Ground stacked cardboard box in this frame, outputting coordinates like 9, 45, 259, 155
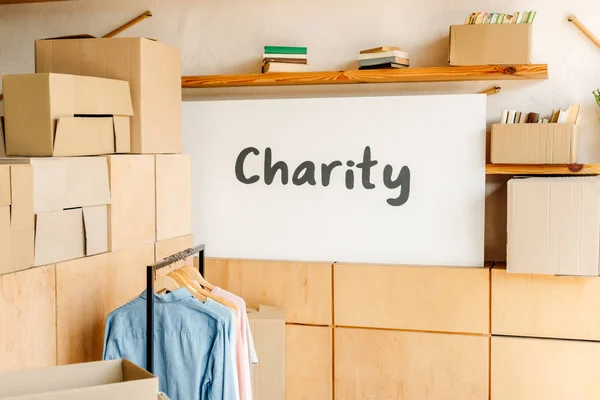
0, 36, 192, 291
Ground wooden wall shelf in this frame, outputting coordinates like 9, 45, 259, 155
182, 64, 548, 88
486, 164, 600, 175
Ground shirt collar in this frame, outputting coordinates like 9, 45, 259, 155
139, 287, 193, 302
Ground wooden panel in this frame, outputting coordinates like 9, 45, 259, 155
492, 265, 600, 340
56, 254, 108, 365
106, 155, 155, 252
106, 243, 155, 312
334, 263, 490, 333
155, 234, 194, 277
286, 325, 332, 400
335, 328, 489, 400
0, 265, 56, 372
491, 336, 600, 400
486, 163, 600, 175
155, 155, 192, 241
206, 259, 332, 325
181, 64, 548, 88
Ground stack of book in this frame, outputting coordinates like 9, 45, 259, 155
499, 104, 580, 124
358, 46, 410, 70
464, 10, 537, 24
262, 46, 308, 73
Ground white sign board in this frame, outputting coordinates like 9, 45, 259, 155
183, 95, 486, 267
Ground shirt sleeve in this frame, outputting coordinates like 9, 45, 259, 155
208, 325, 238, 400
102, 313, 115, 360
245, 316, 259, 364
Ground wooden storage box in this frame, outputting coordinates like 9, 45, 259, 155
449, 24, 532, 66
491, 123, 578, 164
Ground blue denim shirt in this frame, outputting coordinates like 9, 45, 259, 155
103, 288, 238, 400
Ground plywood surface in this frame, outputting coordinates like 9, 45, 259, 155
0, 265, 56, 372
286, 325, 332, 400
56, 254, 108, 365
491, 336, 600, 400
106, 243, 155, 312
486, 163, 600, 175
181, 64, 548, 88
106, 155, 155, 252
155, 234, 193, 277
335, 328, 489, 400
155, 155, 192, 241
205, 259, 332, 325
334, 263, 490, 333
492, 266, 600, 340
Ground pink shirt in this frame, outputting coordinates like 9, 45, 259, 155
213, 287, 256, 400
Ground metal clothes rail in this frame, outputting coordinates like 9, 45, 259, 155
145, 244, 205, 374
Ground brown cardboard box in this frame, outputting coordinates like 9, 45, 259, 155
247, 305, 285, 400
449, 24, 532, 66
491, 123, 578, 164
34, 206, 109, 266
0, 359, 158, 399
106, 155, 156, 251
0, 164, 34, 275
155, 155, 192, 241
36, 37, 182, 154
507, 177, 600, 275
0, 157, 111, 213
2, 73, 133, 157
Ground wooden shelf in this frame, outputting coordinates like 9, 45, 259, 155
182, 64, 548, 88
0, 0, 71, 4
486, 164, 600, 175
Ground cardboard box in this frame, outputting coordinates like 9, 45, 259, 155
36, 37, 182, 154
0, 157, 111, 213
0, 165, 34, 275
155, 155, 192, 241
106, 155, 156, 251
0, 359, 158, 399
247, 305, 285, 400
491, 123, 579, 164
34, 206, 109, 266
507, 177, 600, 275
2, 73, 133, 157
449, 24, 532, 66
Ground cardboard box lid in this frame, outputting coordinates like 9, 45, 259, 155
508, 176, 600, 276
247, 305, 286, 320
0, 359, 157, 399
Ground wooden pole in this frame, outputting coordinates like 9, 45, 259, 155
479, 86, 501, 96
103, 10, 152, 38
568, 15, 600, 50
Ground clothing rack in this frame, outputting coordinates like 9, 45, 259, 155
146, 244, 205, 374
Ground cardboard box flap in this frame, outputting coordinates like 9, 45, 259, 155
113, 116, 131, 153
34, 209, 85, 266
0, 359, 156, 399
53, 117, 115, 157
42, 34, 97, 40
83, 205, 108, 256
72, 75, 133, 116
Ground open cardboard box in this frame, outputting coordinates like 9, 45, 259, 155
35, 36, 181, 154
2, 73, 133, 157
449, 24, 532, 66
491, 123, 579, 164
0, 359, 158, 400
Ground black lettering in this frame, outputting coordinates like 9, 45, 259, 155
345, 161, 355, 189
235, 147, 260, 184
321, 161, 342, 186
292, 161, 317, 186
264, 147, 289, 185
356, 146, 378, 189
383, 165, 410, 206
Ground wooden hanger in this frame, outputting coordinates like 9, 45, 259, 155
154, 275, 180, 294
181, 265, 215, 291
177, 269, 238, 311
168, 271, 207, 302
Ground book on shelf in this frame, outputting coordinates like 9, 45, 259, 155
498, 105, 580, 124
358, 62, 409, 70
358, 56, 410, 67
264, 46, 307, 55
464, 10, 537, 24
360, 46, 402, 54
263, 57, 308, 64
262, 62, 309, 73
262, 53, 306, 60
358, 50, 411, 60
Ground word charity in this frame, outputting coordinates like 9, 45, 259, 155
235, 146, 410, 206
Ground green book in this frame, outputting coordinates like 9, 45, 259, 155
264, 46, 307, 55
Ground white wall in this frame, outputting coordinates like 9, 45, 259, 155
1, 0, 599, 160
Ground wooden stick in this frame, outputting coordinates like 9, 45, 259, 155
0, 94, 3, 101
568, 15, 600, 50
479, 86, 501, 96
103, 10, 152, 38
